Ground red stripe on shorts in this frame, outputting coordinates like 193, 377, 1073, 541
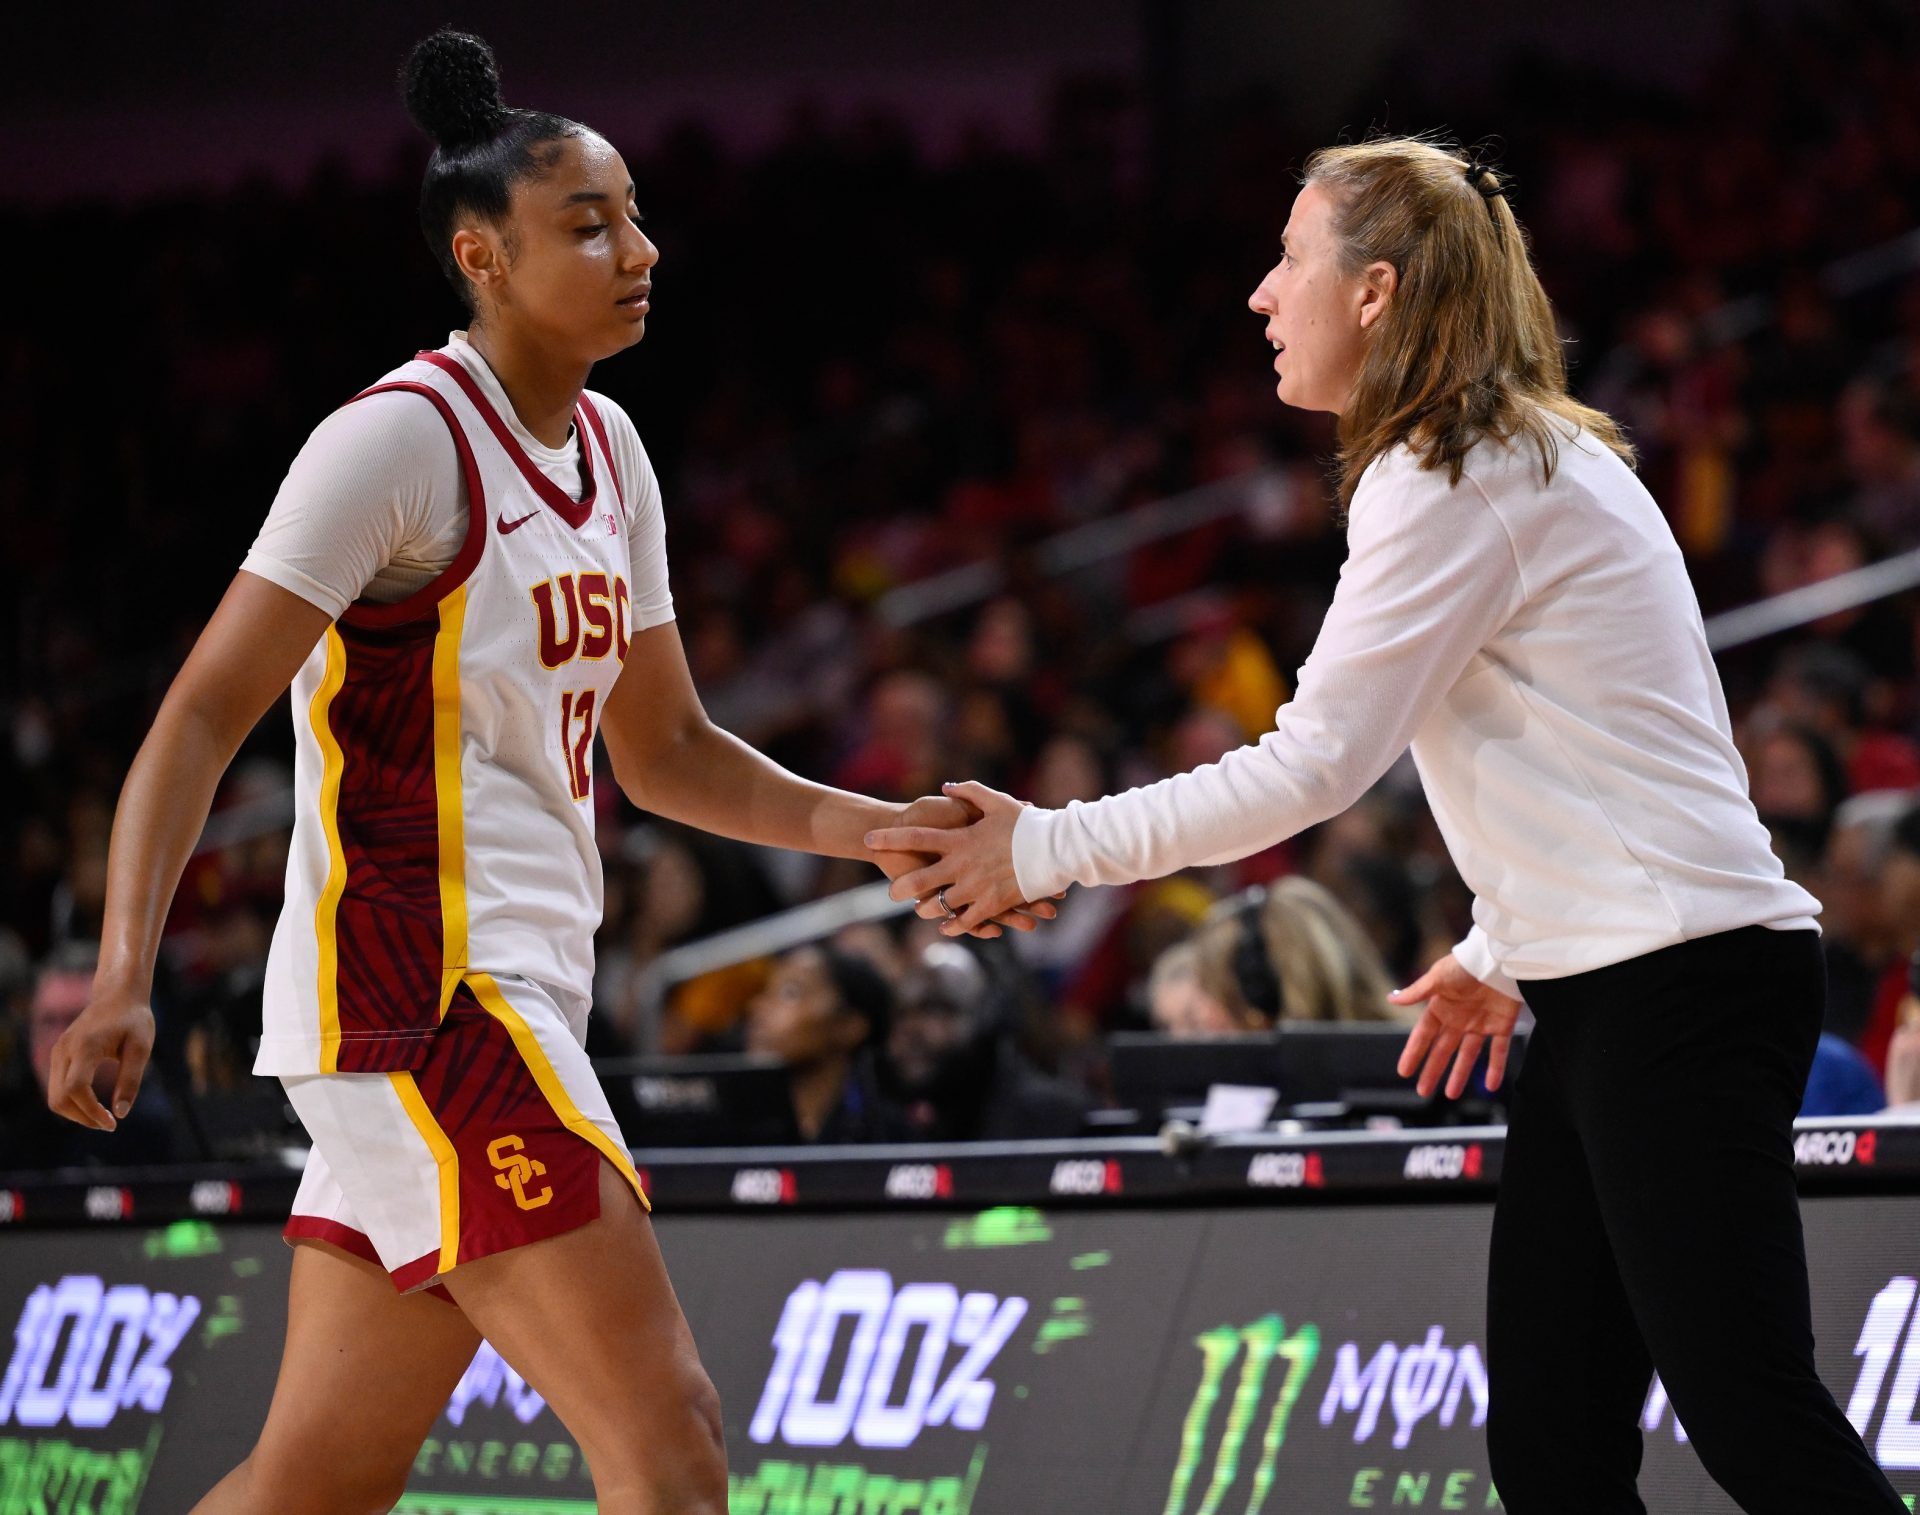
284, 1215, 455, 1303
411, 983, 603, 1269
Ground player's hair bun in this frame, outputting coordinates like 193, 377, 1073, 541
402, 29, 511, 152
402, 29, 589, 310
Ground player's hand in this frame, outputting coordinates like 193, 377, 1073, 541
46, 988, 156, 1132
867, 795, 974, 911
869, 781, 1056, 939
870, 791, 1057, 939
1390, 954, 1522, 1100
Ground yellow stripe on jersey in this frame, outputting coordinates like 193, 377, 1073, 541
389, 1070, 462, 1276
466, 972, 651, 1213
309, 628, 350, 1074
433, 586, 470, 1021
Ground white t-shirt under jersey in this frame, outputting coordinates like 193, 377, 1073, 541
242, 330, 674, 627
1011, 415, 1820, 999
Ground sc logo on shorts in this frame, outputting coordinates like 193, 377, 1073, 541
488, 1135, 553, 1211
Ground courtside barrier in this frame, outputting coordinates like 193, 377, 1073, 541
3, 1121, 1917, 1514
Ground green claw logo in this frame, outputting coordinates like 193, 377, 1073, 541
1164, 1315, 1321, 1515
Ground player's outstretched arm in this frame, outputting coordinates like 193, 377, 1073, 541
47, 571, 333, 1130
599, 621, 1054, 936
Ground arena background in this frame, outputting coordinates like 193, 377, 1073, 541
5, 3, 1920, 1512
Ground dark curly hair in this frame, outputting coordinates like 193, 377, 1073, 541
399, 28, 591, 312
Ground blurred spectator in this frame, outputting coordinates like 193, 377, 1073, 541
1053, 874, 1220, 1042
1147, 939, 1234, 1035
1799, 1034, 1887, 1117
1820, 789, 1915, 1043
1757, 642, 1920, 795
177, 901, 273, 1093
1870, 947, 1920, 1114
885, 941, 1091, 1140
1760, 519, 1914, 684
1029, 733, 1109, 812
744, 944, 910, 1142
1865, 805, 1920, 1078
1159, 877, 1411, 1033
1840, 378, 1920, 548
2, 943, 176, 1171
593, 827, 784, 1055
834, 672, 950, 801
1168, 609, 1290, 742
1761, 643, 1872, 750
1747, 720, 1849, 874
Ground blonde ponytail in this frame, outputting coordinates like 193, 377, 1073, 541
1304, 135, 1635, 514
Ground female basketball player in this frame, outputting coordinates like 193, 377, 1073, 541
871, 139, 1905, 1512
42, 29, 1046, 1515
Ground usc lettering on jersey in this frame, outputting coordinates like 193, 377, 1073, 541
256, 347, 635, 1075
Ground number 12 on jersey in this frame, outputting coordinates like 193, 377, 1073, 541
559, 689, 597, 801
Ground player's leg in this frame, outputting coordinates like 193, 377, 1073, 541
189, 1238, 482, 1515
443, 1158, 728, 1514
1561, 928, 1904, 1514
1485, 1014, 1655, 1514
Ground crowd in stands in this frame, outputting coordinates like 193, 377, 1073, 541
7, 2, 1920, 1164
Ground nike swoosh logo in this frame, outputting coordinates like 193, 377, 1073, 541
497, 511, 540, 535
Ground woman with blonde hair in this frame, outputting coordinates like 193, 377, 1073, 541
1155, 875, 1410, 1032
874, 136, 1901, 1511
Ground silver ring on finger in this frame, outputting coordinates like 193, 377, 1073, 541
936, 887, 955, 920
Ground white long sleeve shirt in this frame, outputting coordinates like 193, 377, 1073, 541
1012, 416, 1820, 998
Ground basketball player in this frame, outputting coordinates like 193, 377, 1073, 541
42, 29, 1046, 1515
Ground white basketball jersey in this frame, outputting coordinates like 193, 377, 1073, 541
255, 346, 636, 1076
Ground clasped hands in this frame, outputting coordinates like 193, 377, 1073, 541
866, 780, 1055, 939
870, 783, 1519, 1107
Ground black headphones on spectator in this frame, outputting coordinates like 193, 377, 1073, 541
1230, 887, 1285, 1024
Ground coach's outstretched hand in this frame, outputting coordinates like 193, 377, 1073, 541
869, 789, 1057, 939
1390, 954, 1523, 1101
46, 989, 154, 1132
867, 781, 1053, 938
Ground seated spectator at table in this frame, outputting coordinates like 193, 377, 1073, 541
1147, 939, 1236, 1035
1818, 789, 1914, 1044
1156, 877, 1411, 1033
1799, 1033, 1887, 1117
744, 944, 911, 1143
2, 943, 176, 1172
886, 942, 1091, 1141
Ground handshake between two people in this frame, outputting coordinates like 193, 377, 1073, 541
863, 780, 1522, 1106
864, 780, 1061, 941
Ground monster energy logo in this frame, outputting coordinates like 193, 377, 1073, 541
1164, 1315, 1321, 1515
